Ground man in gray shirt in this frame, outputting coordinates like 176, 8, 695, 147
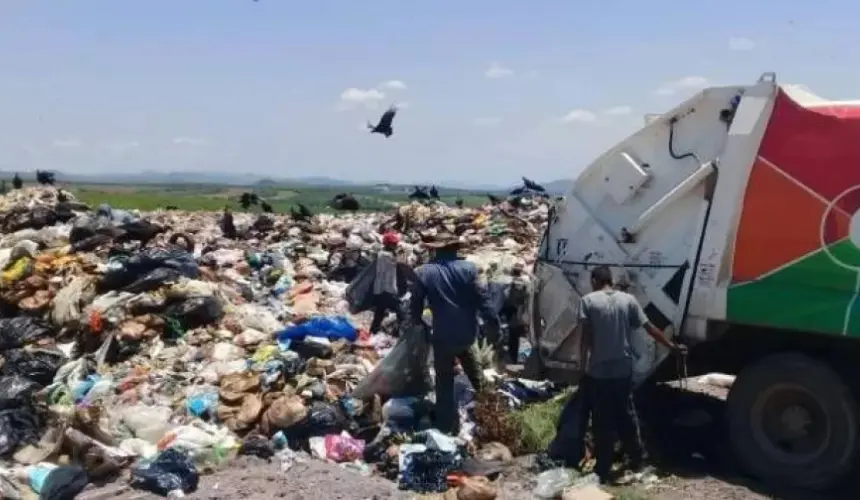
580, 265, 685, 483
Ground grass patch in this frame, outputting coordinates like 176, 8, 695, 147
508, 390, 571, 453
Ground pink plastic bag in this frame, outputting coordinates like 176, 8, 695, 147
324, 433, 365, 463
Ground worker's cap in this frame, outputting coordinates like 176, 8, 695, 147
382, 231, 401, 246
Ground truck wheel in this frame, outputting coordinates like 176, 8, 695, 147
726, 352, 859, 489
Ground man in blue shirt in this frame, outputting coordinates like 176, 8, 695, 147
410, 232, 501, 434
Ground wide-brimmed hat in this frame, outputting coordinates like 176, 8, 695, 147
422, 230, 463, 249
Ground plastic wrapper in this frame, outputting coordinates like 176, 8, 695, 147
351, 324, 431, 400
131, 448, 199, 496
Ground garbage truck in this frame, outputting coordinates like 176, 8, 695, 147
530, 73, 860, 490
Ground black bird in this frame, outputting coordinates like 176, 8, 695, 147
408, 185, 430, 200
221, 206, 237, 239
36, 170, 56, 185
487, 193, 503, 205
429, 185, 440, 200
297, 203, 313, 218
165, 205, 178, 211
522, 176, 546, 193
239, 192, 260, 210
454, 198, 464, 209
12, 173, 22, 190
509, 185, 528, 196
331, 193, 360, 211
260, 201, 273, 213
368, 105, 397, 138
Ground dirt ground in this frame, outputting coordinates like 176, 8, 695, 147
78, 380, 854, 500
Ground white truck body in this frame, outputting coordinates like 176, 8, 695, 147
532, 73, 860, 489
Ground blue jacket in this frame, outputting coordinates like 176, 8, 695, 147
410, 254, 500, 348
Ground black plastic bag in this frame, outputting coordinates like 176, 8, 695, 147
0, 317, 54, 351
0, 407, 41, 456
399, 449, 463, 493
164, 296, 223, 329
99, 247, 198, 292
1, 349, 64, 386
131, 448, 199, 496
345, 257, 377, 314
305, 401, 346, 437
0, 376, 39, 409
239, 435, 274, 460
123, 267, 183, 294
351, 323, 431, 400
39, 465, 88, 500
289, 338, 333, 360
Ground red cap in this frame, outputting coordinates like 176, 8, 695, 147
382, 231, 401, 246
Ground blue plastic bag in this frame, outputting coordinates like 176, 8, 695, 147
276, 316, 357, 343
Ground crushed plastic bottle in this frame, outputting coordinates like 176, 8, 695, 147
533, 467, 576, 499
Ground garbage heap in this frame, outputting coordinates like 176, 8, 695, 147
0, 187, 555, 500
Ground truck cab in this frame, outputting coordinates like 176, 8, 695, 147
530, 73, 860, 490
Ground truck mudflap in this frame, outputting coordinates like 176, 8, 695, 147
528, 261, 664, 386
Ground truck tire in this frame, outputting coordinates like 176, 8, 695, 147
726, 352, 859, 490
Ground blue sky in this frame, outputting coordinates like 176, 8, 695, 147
1, 1, 858, 186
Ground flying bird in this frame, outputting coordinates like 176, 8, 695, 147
368, 105, 397, 138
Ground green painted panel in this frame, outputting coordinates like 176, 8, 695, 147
728, 241, 860, 336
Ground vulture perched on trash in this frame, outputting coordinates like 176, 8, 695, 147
290, 203, 314, 221
368, 105, 397, 138
408, 186, 430, 200
331, 193, 360, 211
36, 170, 56, 185
239, 192, 260, 210
221, 206, 238, 239
429, 185, 440, 200
12, 173, 22, 190
260, 201, 273, 213
455, 198, 464, 209
487, 193, 503, 205
522, 176, 546, 193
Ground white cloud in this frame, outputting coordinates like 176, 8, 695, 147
52, 139, 82, 148
654, 76, 709, 96
379, 80, 407, 90
729, 36, 755, 51
172, 137, 208, 146
484, 62, 514, 79
339, 87, 386, 110
473, 117, 502, 127
560, 109, 597, 124
603, 106, 633, 116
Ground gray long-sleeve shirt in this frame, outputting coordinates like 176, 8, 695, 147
409, 255, 500, 348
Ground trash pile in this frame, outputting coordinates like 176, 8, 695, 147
0, 187, 556, 499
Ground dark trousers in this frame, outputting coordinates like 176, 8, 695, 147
587, 376, 645, 478
369, 293, 403, 333
433, 343, 483, 435
548, 376, 593, 466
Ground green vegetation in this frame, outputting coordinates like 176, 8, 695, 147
509, 390, 571, 453
66, 183, 489, 213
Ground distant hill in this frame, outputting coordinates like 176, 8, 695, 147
0, 169, 572, 194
